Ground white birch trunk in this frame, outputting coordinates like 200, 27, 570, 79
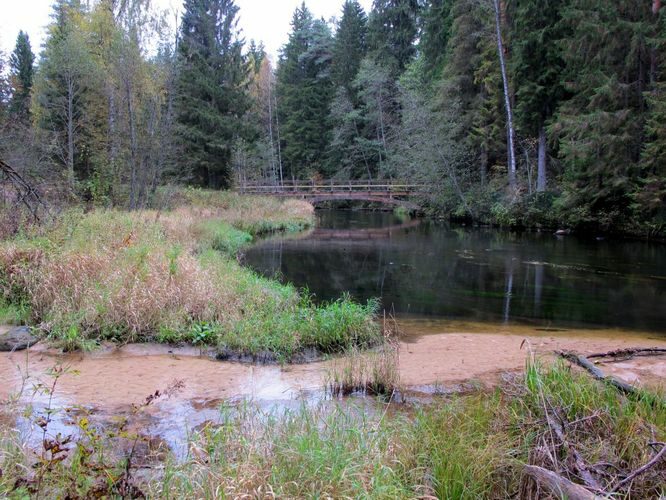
537, 125, 547, 192
492, 0, 517, 190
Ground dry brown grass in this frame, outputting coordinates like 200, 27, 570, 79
0, 192, 379, 355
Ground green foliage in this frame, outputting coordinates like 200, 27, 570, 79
175, 0, 251, 189
32, 0, 98, 186
8, 30, 35, 118
510, 0, 566, 135
221, 295, 381, 361
332, 1, 368, 93
635, 10, 666, 236
198, 220, 253, 255
367, 0, 420, 76
277, 3, 335, 179
0, 194, 375, 359
420, 0, 454, 79
552, 0, 656, 231
138, 361, 666, 497
0, 298, 30, 325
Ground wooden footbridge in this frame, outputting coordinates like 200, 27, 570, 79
237, 180, 423, 210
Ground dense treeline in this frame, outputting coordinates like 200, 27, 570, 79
0, 0, 664, 236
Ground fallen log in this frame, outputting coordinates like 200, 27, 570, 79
523, 465, 601, 500
558, 352, 638, 396
558, 351, 666, 409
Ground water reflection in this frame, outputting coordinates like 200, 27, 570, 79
244, 210, 666, 333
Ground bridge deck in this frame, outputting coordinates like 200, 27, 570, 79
239, 180, 422, 194
237, 181, 423, 210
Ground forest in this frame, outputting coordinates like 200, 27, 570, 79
0, 0, 665, 237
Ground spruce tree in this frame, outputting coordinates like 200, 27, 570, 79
420, 0, 453, 79
554, 0, 654, 229
33, 0, 96, 186
175, 0, 250, 189
331, 1, 368, 93
368, 0, 419, 75
8, 31, 35, 118
510, 0, 566, 192
636, 5, 666, 231
437, 0, 505, 185
276, 4, 334, 179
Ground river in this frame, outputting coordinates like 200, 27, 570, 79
2, 210, 665, 458
245, 210, 666, 334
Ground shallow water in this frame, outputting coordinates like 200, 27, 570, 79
2, 210, 665, 457
245, 210, 666, 333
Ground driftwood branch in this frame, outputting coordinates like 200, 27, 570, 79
587, 347, 666, 361
0, 158, 49, 221
558, 352, 639, 396
543, 404, 602, 491
558, 351, 666, 410
610, 443, 666, 493
523, 465, 601, 500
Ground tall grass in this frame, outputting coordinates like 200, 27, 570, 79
326, 341, 400, 397
0, 191, 382, 356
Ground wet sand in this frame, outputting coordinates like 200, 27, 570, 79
2, 321, 664, 408
1, 321, 664, 455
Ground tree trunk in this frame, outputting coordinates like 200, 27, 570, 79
492, 0, 517, 190
537, 124, 547, 192
66, 79, 75, 189
523, 466, 599, 500
267, 71, 276, 184
274, 86, 284, 186
126, 80, 138, 210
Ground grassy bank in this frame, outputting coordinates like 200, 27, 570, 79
0, 190, 381, 357
1, 359, 663, 498
149, 361, 665, 498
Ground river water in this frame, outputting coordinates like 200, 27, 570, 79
2, 209, 666, 460
245, 210, 666, 334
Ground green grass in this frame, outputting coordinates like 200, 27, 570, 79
0, 298, 30, 325
0, 191, 382, 357
1, 359, 664, 498
143, 360, 665, 498
197, 220, 254, 255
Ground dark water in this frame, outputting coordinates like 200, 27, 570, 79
244, 210, 666, 333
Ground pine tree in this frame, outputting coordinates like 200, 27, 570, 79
8, 31, 35, 118
276, 3, 334, 179
331, 1, 368, 93
175, 0, 250, 189
368, 0, 419, 75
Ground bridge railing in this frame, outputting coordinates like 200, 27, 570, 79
238, 179, 423, 194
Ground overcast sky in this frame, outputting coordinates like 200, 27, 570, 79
0, 0, 374, 62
